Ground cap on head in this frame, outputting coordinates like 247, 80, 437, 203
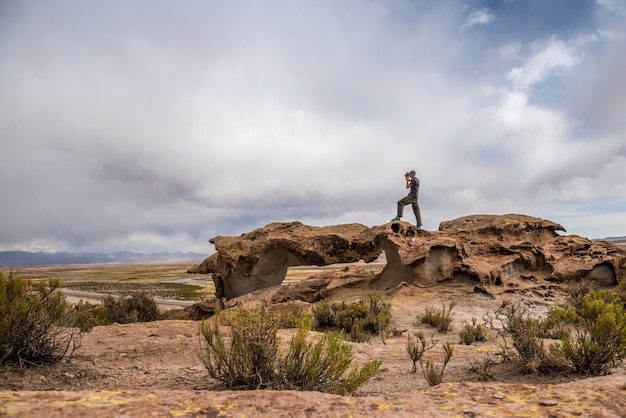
409, 170, 416, 176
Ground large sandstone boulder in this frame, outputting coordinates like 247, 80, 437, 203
189, 221, 381, 300
365, 214, 626, 292
190, 214, 626, 301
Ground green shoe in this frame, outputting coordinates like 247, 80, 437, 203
391, 217, 401, 221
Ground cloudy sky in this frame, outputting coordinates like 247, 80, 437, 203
1, 0, 625, 254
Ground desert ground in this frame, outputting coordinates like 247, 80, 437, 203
1, 260, 626, 417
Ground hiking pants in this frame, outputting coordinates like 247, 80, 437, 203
397, 195, 422, 226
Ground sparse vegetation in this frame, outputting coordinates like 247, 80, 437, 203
0, 271, 82, 367
197, 303, 382, 394
560, 291, 626, 376
417, 301, 456, 333
102, 292, 159, 324
421, 342, 454, 386
71, 293, 160, 327
458, 317, 488, 345
467, 355, 496, 381
566, 279, 598, 309
312, 295, 392, 342
487, 292, 626, 376
406, 331, 436, 373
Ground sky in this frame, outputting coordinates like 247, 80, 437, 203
1, 0, 625, 254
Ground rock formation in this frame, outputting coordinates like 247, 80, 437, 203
189, 222, 381, 300
190, 214, 626, 301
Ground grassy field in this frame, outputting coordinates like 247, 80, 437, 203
3, 262, 215, 301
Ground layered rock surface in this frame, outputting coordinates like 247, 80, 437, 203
190, 214, 626, 301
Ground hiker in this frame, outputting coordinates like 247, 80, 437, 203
392, 170, 422, 228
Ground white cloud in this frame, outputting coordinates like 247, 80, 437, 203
507, 37, 579, 91
463, 8, 495, 29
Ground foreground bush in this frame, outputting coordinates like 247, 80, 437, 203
560, 291, 626, 375
0, 271, 81, 366
197, 303, 382, 394
489, 292, 626, 376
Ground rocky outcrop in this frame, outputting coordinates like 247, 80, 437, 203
189, 222, 381, 300
190, 214, 626, 300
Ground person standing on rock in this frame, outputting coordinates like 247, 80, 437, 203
392, 170, 422, 228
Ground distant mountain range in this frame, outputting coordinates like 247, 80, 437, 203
600, 236, 626, 242
0, 251, 209, 266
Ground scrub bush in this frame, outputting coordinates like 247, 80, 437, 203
406, 331, 435, 373
417, 301, 456, 333
0, 271, 81, 366
560, 291, 626, 376
421, 342, 454, 386
197, 304, 382, 394
312, 295, 392, 342
488, 293, 626, 376
102, 292, 159, 324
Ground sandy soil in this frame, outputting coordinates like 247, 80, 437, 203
2, 271, 626, 416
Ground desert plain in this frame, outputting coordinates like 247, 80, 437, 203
2, 250, 626, 417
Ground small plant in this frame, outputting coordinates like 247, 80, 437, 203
566, 279, 598, 309
406, 331, 435, 373
417, 301, 456, 333
420, 342, 454, 386
458, 317, 487, 345
0, 271, 82, 366
275, 304, 306, 329
102, 292, 159, 324
614, 281, 626, 305
72, 300, 109, 331
312, 295, 392, 342
312, 299, 335, 328
280, 315, 382, 395
197, 304, 382, 394
467, 355, 496, 381
560, 291, 626, 376
485, 300, 566, 373
198, 303, 279, 389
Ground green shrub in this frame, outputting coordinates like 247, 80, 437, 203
488, 295, 626, 376
458, 317, 487, 345
275, 304, 306, 329
417, 301, 456, 333
614, 281, 626, 304
197, 305, 381, 394
72, 300, 109, 331
312, 296, 392, 342
198, 303, 279, 389
311, 299, 335, 328
280, 315, 382, 395
102, 292, 159, 324
567, 279, 598, 309
0, 271, 82, 366
560, 291, 626, 376
406, 331, 435, 373
487, 300, 569, 373
420, 342, 454, 386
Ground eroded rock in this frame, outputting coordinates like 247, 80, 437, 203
190, 221, 381, 300
190, 214, 626, 300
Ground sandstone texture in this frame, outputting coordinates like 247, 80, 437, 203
189, 222, 381, 300
191, 214, 626, 301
